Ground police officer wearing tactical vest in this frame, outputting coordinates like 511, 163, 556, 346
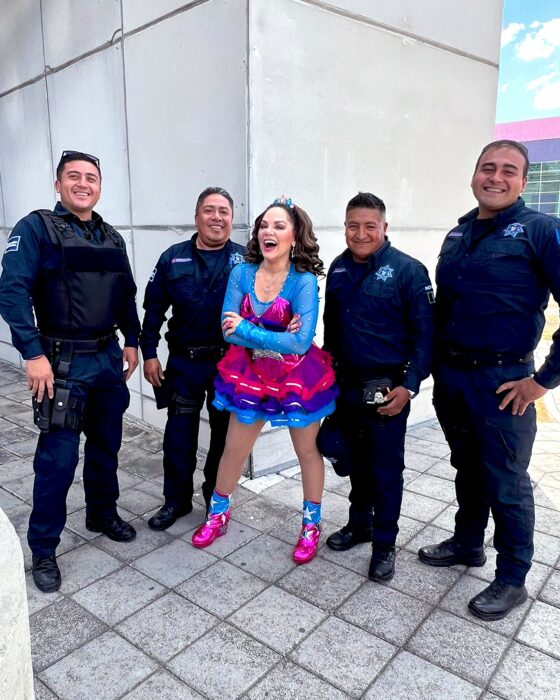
0, 150, 140, 592
418, 140, 560, 620
140, 187, 246, 531
323, 192, 434, 582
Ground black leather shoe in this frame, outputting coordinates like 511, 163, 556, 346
468, 579, 528, 621
32, 555, 61, 593
418, 537, 486, 567
148, 504, 192, 531
369, 546, 396, 582
85, 515, 136, 542
326, 524, 373, 551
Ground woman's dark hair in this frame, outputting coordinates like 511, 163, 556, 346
246, 202, 324, 276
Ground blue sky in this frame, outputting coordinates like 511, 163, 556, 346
496, 0, 560, 123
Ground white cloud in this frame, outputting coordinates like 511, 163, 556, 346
533, 80, 560, 110
500, 83, 509, 93
501, 22, 525, 48
516, 17, 560, 61
524, 71, 559, 92
530, 21, 541, 29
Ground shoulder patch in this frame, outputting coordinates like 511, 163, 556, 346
229, 251, 245, 267
448, 231, 463, 238
4, 236, 20, 253
171, 257, 192, 264
503, 222, 524, 238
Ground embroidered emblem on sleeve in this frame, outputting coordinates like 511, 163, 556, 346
229, 251, 245, 267
4, 236, 20, 253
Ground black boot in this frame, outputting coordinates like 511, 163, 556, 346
85, 514, 136, 542
418, 537, 486, 567
148, 504, 192, 531
368, 546, 396, 582
468, 579, 527, 620
326, 524, 373, 551
32, 555, 61, 593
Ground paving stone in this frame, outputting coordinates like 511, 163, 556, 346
4, 436, 38, 457
0, 486, 24, 510
33, 678, 59, 699
130, 477, 164, 498
338, 582, 431, 645
117, 486, 163, 515
183, 517, 262, 558
399, 491, 447, 523
387, 550, 460, 604
64, 508, 102, 540
405, 440, 450, 460
229, 586, 326, 654
121, 422, 146, 443
30, 597, 107, 672
278, 556, 363, 611
0, 425, 36, 447
117, 591, 217, 661
2, 472, 34, 503
395, 515, 428, 547
426, 459, 457, 481
72, 565, 165, 625
243, 472, 286, 494
535, 504, 560, 537
260, 477, 304, 509
408, 423, 449, 444
539, 569, 560, 606
431, 504, 458, 532
533, 529, 560, 566
39, 631, 157, 700
321, 490, 356, 527
231, 495, 297, 532
533, 483, 560, 509
404, 524, 461, 560
490, 641, 560, 699
403, 468, 422, 486
176, 559, 267, 617
168, 623, 279, 699
130, 429, 164, 453
119, 443, 165, 480
57, 543, 121, 594
133, 538, 215, 587
92, 516, 173, 562
290, 616, 396, 696
64, 481, 88, 514
0, 455, 34, 480
245, 659, 348, 699
122, 671, 205, 699
226, 533, 297, 582
365, 650, 480, 699
319, 537, 371, 577
267, 512, 310, 545
439, 574, 531, 636
405, 473, 457, 503
407, 610, 509, 686
516, 600, 560, 658
25, 571, 63, 616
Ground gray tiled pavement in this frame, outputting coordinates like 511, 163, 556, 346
1, 359, 559, 699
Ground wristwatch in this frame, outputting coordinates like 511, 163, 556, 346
407, 389, 416, 400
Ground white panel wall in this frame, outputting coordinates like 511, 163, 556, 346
42, 0, 121, 66
249, 0, 497, 231
0, 0, 44, 94
0, 82, 54, 225
316, 1, 502, 63
122, 0, 201, 33
125, 0, 248, 226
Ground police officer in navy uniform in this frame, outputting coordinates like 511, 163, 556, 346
140, 187, 246, 531
0, 151, 140, 592
323, 192, 434, 581
418, 140, 560, 620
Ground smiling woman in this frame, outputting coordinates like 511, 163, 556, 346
191, 197, 338, 566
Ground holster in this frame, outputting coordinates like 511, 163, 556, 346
32, 394, 53, 433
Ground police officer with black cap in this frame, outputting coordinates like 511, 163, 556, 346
418, 140, 560, 620
0, 150, 141, 592
323, 192, 434, 581
140, 187, 246, 531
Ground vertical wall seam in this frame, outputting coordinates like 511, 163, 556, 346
38, 0, 55, 188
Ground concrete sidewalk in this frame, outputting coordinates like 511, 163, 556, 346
0, 359, 559, 699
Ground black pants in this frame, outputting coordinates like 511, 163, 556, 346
162, 355, 230, 510
29, 341, 129, 557
433, 361, 536, 586
339, 386, 410, 548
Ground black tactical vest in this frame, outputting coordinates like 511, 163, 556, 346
33, 210, 130, 338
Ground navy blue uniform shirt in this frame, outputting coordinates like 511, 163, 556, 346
323, 239, 434, 394
0, 202, 140, 359
436, 197, 560, 389
140, 234, 246, 360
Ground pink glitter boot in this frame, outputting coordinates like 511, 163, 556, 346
293, 523, 321, 564
191, 509, 231, 548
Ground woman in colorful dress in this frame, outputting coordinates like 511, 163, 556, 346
191, 197, 337, 563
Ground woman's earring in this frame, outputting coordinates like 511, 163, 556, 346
290, 243, 295, 259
